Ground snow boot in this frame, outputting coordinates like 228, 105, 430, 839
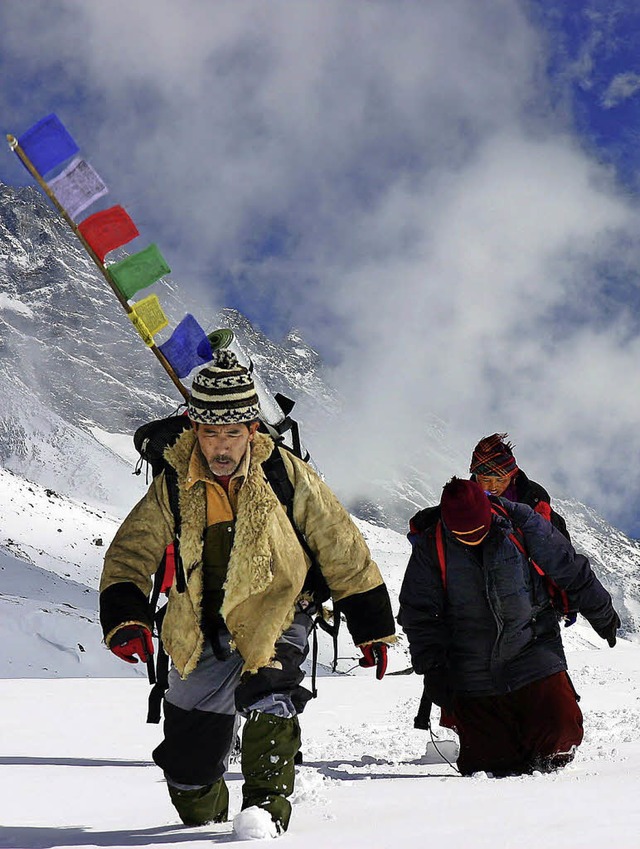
168, 777, 229, 825
240, 709, 301, 834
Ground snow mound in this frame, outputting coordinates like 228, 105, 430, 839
233, 805, 279, 840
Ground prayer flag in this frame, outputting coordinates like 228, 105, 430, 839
128, 293, 169, 346
78, 205, 139, 263
18, 113, 79, 176
48, 157, 108, 219
158, 314, 213, 378
108, 244, 171, 300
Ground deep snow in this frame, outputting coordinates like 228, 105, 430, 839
1, 462, 640, 847
1, 639, 639, 849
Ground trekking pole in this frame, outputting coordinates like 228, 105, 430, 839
6, 133, 190, 402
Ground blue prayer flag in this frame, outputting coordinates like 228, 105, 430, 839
18, 114, 80, 176
158, 314, 213, 378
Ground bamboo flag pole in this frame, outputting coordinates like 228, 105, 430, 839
6, 133, 190, 402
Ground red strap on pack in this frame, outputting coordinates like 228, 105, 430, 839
435, 520, 447, 589
436, 506, 570, 615
508, 531, 569, 614
160, 543, 176, 594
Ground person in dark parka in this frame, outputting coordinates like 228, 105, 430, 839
399, 477, 620, 777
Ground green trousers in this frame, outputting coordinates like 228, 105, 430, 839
240, 709, 301, 833
168, 711, 301, 831
168, 777, 229, 826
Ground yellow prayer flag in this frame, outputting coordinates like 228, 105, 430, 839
128, 294, 168, 347
133, 294, 168, 336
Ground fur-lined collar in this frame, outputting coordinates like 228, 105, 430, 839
163, 427, 274, 483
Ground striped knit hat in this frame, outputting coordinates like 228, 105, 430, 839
469, 433, 518, 477
188, 350, 261, 424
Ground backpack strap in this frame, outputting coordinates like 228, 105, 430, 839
147, 605, 170, 723
431, 500, 570, 618
491, 500, 570, 616
261, 444, 330, 604
435, 520, 447, 590
164, 466, 186, 593
146, 467, 184, 724
261, 444, 337, 691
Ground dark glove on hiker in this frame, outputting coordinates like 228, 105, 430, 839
110, 624, 154, 664
358, 643, 388, 680
598, 611, 621, 647
414, 683, 433, 730
424, 667, 453, 712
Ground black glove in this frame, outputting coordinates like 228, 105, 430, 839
423, 667, 454, 712
598, 611, 621, 648
413, 683, 433, 730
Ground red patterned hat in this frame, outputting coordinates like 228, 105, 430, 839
470, 433, 518, 477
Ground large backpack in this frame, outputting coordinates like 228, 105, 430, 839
133, 413, 338, 722
409, 500, 573, 619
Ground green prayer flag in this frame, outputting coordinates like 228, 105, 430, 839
108, 243, 170, 299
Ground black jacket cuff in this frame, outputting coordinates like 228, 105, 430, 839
337, 583, 396, 645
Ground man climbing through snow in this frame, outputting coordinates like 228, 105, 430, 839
99, 349, 395, 839
400, 476, 620, 777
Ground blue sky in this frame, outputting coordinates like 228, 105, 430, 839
2, 1, 640, 535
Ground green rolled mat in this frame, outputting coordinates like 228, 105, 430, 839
207, 328, 235, 351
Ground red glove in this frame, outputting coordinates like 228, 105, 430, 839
109, 625, 154, 664
358, 643, 388, 680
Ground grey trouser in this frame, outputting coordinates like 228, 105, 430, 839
152, 603, 316, 789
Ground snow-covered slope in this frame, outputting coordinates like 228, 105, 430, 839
1, 639, 639, 849
0, 465, 415, 678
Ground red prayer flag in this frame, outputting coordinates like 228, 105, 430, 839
78, 205, 140, 263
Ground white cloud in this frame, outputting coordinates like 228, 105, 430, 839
602, 72, 640, 108
3, 1, 640, 532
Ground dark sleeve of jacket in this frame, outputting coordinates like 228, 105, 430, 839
99, 472, 175, 642
507, 501, 615, 635
99, 581, 153, 639
336, 584, 396, 646
397, 534, 448, 674
515, 471, 571, 542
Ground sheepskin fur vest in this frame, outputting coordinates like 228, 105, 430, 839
162, 429, 310, 676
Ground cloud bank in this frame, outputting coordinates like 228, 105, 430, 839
2, 1, 640, 532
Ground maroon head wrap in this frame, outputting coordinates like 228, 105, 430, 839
441, 477, 492, 544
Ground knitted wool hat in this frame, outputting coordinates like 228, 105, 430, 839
441, 477, 492, 544
188, 349, 261, 424
470, 432, 518, 477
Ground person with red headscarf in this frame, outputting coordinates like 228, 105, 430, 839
400, 477, 620, 777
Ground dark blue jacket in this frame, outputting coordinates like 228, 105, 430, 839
399, 499, 614, 696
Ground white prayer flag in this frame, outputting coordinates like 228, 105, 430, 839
48, 157, 108, 219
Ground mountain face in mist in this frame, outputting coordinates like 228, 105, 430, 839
1, 178, 639, 640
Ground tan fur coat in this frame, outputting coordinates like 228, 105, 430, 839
100, 430, 387, 677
